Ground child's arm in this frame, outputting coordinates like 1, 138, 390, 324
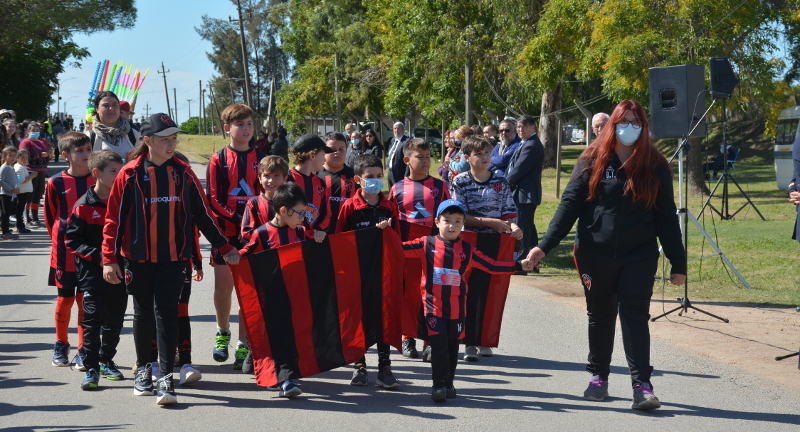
402, 237, 426, 260
205, 154, 239, 225
469, 246, 523, 275
102, 172, 132, 284
65, 205, 102, 265
188, 171, 238, 264
43, 178, 57, 237
240, 198, 258, 241
334, 200, 352, 233
312, 188, 332, 233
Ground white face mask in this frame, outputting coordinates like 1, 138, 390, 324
615, 124, 641, 146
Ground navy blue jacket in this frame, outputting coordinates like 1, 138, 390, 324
490, 136, 521, 175
505, 133, 544, 205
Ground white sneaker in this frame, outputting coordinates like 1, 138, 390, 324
179, 364, 202, 385
150, 362, 161, 382
463, 346, 479, 362
479, 346, 493, 357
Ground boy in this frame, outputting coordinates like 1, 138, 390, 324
335, 154, 400, 388
389, 138, 450, 359
0, 147, 20, 240
450, 136, 523, 361
65, 150, 127, 390
45, 132, 95, 367
239, 182, 325, 398
402, 200, 533, 402
318, 132, 359, 234
207, 104, 266, 369
240, 156, 288, 242
287, 134, 334, 238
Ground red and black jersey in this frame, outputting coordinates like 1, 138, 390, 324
240, 194, 275, 241
389, 176, 450, 227
287, 168, 331, 232
65, 187, 118, 290
206, 145, 266, 236
103, 155, 233, 265
335, 191, 400, 236
45, 170, 96, 273
318, 166, 359, 234
402, 236, 520, 321
239, 222, 309, 256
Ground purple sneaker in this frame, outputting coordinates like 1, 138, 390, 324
632, 382, 661, 410
583, 375, 609, 401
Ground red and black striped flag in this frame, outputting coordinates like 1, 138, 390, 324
230, 227, 404, 387
398, 220, 516, 348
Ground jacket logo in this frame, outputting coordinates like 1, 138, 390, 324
494, 182, 503, 193
604, 166, 615, 179
160, 115, 175, 127
92, 210, 102, 219
253, 161, 259, 172
459, 252, 467, 261
150, 196, 181, 204
344, 180, 353, 193
171, 170, 181, 186
428, 187, 439, 197
581, 273, 592, 290
317, 186, 325, 196
303, 203, 319, 225
55, 269, 63, 280
427, 317, 437, 329
433, 267, 461, 286
230, 179, 254, 196
124, 269, 133, 285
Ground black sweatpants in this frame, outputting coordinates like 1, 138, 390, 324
574, 245, 658, 387
125, 259, 186, 375
81, 286, 128, 371
0, 194, 12, 234
13, 192, 29, 228
28, 173, 46, 221
427, 316, 462, 388
355, 342, 391, 369
150, 261, 194, 366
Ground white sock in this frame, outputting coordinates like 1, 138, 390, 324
217, 327, 230, 335
237, 339, 249, 349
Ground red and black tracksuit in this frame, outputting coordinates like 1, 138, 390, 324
103, 155, 234, 374
389, 176, 450, 227
206, 146, 265, 264
402, 235, 521, 389
240, 194, 275, 242
318, 166, 359, 234
45, 170, 96, 348
335, 190, 399, 369
287, 168, 331, 233
240, 222, 308, 256
66, 186, 126, 372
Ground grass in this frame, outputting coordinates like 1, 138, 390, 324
178, 129, 800, 306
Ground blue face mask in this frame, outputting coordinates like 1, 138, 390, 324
362, 178, 383, 195
29, 132, 40, 140
352, 139, 360, 146
615, 124, 641, 146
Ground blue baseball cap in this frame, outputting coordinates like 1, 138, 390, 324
436, 199, 466, 218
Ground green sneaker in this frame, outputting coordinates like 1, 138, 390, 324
233, 344, 249, 370
213, 331, 231, 362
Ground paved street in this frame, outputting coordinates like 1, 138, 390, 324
2, 161, 800, 431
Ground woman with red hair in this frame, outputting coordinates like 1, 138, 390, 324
527, 100, 686, 410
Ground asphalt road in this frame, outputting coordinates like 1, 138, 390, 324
1, 160, 799, 431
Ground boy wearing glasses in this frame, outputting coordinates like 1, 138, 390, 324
489, 119, 521, 176
319, 132, 359, 234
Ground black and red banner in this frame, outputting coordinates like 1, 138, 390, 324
398, 220, 516, 348
231, 227, 404, 387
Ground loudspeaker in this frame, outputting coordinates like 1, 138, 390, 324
709, 57, 740, 95
649, 65, 706, 139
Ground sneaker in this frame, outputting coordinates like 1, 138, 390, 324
2, 233, 18, 240
156, 374, 178, 405
431, 386, 446, 402
266, 384, 280, 391
9, 216, 16, 224
16, 227, 31, 234
52, 341, 70, 367
213, 331, 231, 362
73, 351, 87, 371
179, 364, 202, 385
583, 375, 609, 401
81, 368, 100, 390
350, 367, 368, 386
279, 380, 302, 397
631, 382, 661, 410
233, 344, 249, 370
463, 346, 479, 362
133, 363, 155, 396
422, 345, 432, 363
446, 385, 456, 399
242, 351, 254, 375
376, 366, 400, 389
402, 338, 419, 358
27, 221, 40, 229
150, 362, 161, 382
99, 360, 124, 380
479, 346, 493, 357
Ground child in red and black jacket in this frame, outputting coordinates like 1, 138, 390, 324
402, 199, 533, 403
66, 150, 126, 390
318, 132, 359, 234
45, 132, 95, 368
240, 156, 288, 242
102, 113, 239, 406
286, 133, 333, 241
206, 104, 266, 369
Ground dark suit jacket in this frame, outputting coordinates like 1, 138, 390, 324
505, 133, 545, 205
387, 135, 409, 187
790, 139, 800, 240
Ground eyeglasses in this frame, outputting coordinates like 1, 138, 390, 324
287, 207, 306, 218
499, 129, 512, 133
365, 134, 375, 138
617, 120, 643, 129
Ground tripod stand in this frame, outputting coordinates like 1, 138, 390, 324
699, 98, 765, 220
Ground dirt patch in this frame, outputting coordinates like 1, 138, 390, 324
512, 274, 800, 390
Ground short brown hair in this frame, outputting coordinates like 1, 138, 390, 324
58, 131, 91, 154
2, 146, 17, 158
258, 155, 289, 177
16, 148, 29, 159
453, 125, 474, 141
220, 104, 253, 125
402, 138, 429, 157
461, 136, 493, 156
288, 147, 322, 165
89, 149, 123, 174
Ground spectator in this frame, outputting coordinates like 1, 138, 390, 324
439, 130, 457, 190
592, 113, 610, 137
346, 131, 363, 167
271, 126, 290, 162
78, 121, 85, 132
386, 122, 409, 188
18, 121, 50, 228
448, 125, 474, 175
483, 123, 499, 145
87, 91, 140, 160
3, 119, 19, 148
361, 128, 383, 160
490, 119, 521, 176
253, 131, 271, 154
119, 101, 134, 122
344, 123, 356, 143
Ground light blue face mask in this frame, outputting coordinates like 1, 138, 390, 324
352, 139, 360, 146
29, 132, 40, 140
362, 178, 383, 195
615, 124, 641, 146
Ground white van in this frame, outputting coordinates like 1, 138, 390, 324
774, 106, 800, 190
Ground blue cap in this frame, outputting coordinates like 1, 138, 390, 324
435, 199, 466, 218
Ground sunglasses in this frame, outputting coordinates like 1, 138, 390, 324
499, 128, 512, 133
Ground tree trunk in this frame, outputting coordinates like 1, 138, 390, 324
687, 136, 710, 196
539, 83, 562, 169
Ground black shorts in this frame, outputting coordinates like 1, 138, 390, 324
209, 236, 242, 266
49, 267, 79, 296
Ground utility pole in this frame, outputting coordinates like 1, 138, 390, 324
334, 53, 342, 132
186, 99, 193, 119
173, 88, 178, 124
230, 0, 253, 108
266, 75, 275, 133
208, 83, 224, 137
202, 88, 207, 135
158, 62, 171, 119
465, 60, 474, 126
145, 102, 150, 117
199, 80, 203, 135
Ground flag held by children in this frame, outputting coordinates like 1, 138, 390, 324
231, 227, 404, 387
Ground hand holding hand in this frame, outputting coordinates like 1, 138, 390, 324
669, 274, 686, 286
192, 269, 204, 282
223, 249, 240, 266
314, 230, 327, 243
520, 259, 534, 272
526, 247, 546, 268
103, 264, 123, 284
790, 191, 800, 204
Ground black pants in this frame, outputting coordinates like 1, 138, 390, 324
81, 286, 128, 371
0, 194, 12, 234
355, 342, 391, 369
514, 202, 538, 261
13, 192, 29, 228
29, 173, 46, 221
429, 334, 459, 388
150, 261, 193, 366
125, 259, 186, 374
574, 246, 658, 387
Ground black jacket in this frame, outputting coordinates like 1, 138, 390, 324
66, 187, 122, 290
387, 135, 409, 188
537, 153, 687, 275
506, 133, 544, 205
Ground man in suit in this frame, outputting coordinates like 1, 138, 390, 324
387, 122, 409, 188
506, 114, 545, 271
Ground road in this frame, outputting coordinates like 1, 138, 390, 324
1, 160, 799, 431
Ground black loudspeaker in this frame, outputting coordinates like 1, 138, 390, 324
709, 57, 740, 95
649, 65, 706, 139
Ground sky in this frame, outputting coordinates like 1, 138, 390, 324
51, 0, 240, 124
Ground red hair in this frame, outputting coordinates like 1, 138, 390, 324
578, 100, 670, 208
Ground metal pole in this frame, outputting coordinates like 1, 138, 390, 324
199, 81, 203, 135
334, 53, 342, 132
202, 89, 207, 135
208, 84, 224, 137
233, 0, 253, 107
158, 62, 171, 118
556, 116, 563, 198
173, 88, 178, 124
